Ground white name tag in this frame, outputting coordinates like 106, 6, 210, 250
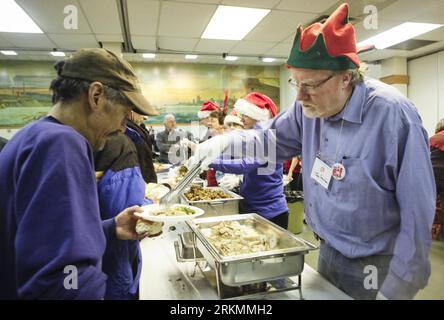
311, 157, 333, 190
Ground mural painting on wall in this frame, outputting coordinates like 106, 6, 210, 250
0, 61, 55, 127
0, 61, 280, 127
132, 63, 280, 126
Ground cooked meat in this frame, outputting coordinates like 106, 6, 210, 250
201, 221, 279, 256
184, 185, 232, 201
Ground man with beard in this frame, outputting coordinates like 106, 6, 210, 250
191, 3, 435, 300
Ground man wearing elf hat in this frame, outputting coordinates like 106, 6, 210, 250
211, 93, 288, 228
191, 3, 435, 300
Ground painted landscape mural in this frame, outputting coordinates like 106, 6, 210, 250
0, 60, 280, 127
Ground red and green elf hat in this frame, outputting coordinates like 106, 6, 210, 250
287, 3, 372, 70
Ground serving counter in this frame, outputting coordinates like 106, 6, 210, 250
138, 221, 351, 300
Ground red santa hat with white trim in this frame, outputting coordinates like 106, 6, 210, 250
198, 100, 220, 119
224, 109, 244, 127
234, 92, 277, 121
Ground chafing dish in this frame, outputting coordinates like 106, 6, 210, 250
183, 214, 317, 299
181, 186, 243, 217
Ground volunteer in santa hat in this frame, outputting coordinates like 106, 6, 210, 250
210, 92, 289, 229
234, 92, 277, 129
224, 109, 244, 131
197, 100, 220, 142
191, 3, 435, 300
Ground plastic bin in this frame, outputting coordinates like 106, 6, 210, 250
286, 191, 304, 234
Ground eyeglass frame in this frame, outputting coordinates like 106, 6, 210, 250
288, 73, 336, 93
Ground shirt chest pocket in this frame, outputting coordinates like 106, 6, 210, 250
328, 158, 397, 241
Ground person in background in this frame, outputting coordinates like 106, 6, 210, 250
191, 3, 435, 300
429, 119, 444, 240
95, 132, 153, 300
208, 109, 226, 136
224, 109, 244, 131
210, 92, 289, 229
126, 111, 157, 183
155, 114, 193, 164
287, 156, 303, 191
0, 48, 157, 299
0, 136, 8, 153
197, 101, 220, 142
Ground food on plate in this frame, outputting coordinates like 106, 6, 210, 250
151, 205, 196, 217
153, 163, 171, 173
201, 220, 278, 256
145, 183, 170, 203
135, 219, 163, 237
184, 185, 232, 201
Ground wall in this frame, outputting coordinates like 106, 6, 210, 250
408, 51, 444, 136
279, 65, 297, 111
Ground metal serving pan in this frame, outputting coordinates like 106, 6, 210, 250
181, 186, 243, 217
185, 214, 317, 286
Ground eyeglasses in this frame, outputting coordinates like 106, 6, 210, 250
288, 73, 336, 93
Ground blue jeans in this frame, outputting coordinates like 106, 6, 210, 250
317, 242, 392, 300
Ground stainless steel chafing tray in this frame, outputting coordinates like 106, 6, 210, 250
181, 186, 243, 217
185, 214, 317, 288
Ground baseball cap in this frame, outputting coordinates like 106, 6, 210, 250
56, 48, 158, 116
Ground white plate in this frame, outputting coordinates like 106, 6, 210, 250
135, 203, 205, 222
154, 163, 173, 173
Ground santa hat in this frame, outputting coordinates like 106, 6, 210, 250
198, 101, 220, 119
286, 3, 374, 70
234, 92, 277, 122
224, 109, 244, 127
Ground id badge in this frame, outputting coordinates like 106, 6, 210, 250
311, 157, 333, 190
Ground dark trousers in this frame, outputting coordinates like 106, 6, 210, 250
317, 242, 391, 300
239, 201, 288, 229
270, 211, 289, 229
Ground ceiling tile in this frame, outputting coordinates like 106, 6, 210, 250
127, 0, 159, 35
16, 0, 92, 33
0, 36, 15, 48
131, 36, 157, 50
378, 0, 439, 22
229, 41, 276, 55
194, 39, 238, 53
263, 42, 292, 57
277, 0, 339, 13
245, 10, 316, 42
158, 2, 217, 37
95, 34, 124, 42
78, 0, 122, 34
172, 0, 221, 4
158, 37, 199, 51
221, 0, 281, 9
46, 33, 98, 50
1, 33, 56, 49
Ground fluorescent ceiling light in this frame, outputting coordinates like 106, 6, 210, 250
262, 57, 275, 63
202, 5, 270, 40
1, 50, 17, 56
224, 55, 238, 61
0, 0, 43, 33
185, 54, 198, 60
143, 53, 156, 59
50, 51, 65, 57
357, 22, 443, 49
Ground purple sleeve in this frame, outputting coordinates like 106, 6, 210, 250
14, 133, 107, 299
210, 157, 263, 174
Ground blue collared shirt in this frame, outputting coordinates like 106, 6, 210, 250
228, 77, 436, 299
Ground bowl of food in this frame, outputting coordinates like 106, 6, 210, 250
135, 203, 205, 222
